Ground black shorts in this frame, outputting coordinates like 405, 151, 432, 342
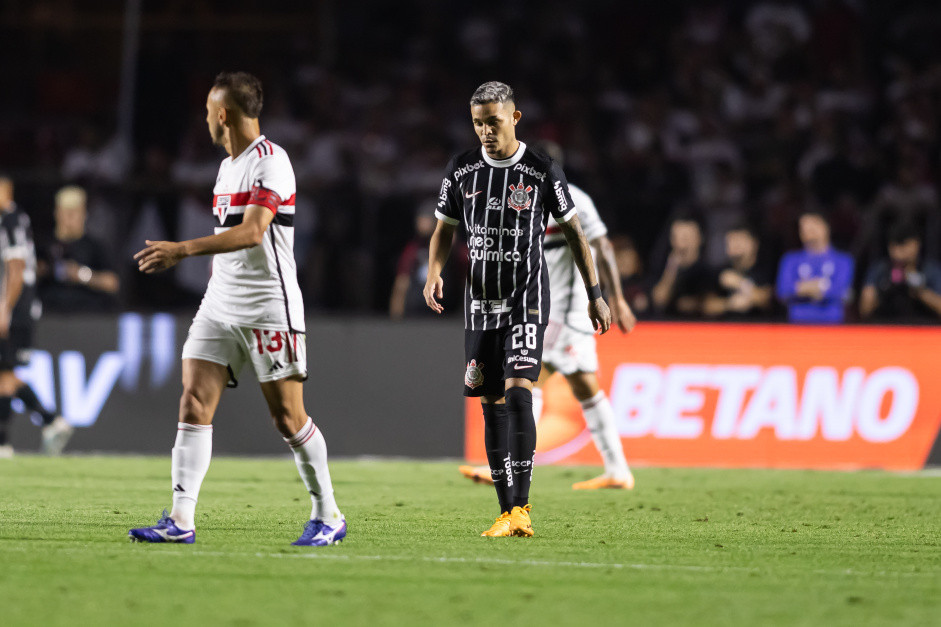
0, 323, 34, 370
463, 323, 546, 397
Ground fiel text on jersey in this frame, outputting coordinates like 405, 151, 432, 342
470, 298, 511, 314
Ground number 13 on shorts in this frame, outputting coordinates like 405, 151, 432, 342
251, 329, 300, 362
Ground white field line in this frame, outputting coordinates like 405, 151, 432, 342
1, 544, 936, 578
159, 549, 935, 578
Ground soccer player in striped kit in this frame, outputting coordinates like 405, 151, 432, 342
129, 72, 344, 546
424, 82, 611, 537
460, 142, 637, 491
0, 176, 73, 457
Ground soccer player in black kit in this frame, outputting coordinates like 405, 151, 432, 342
0, 175, 73, 457
424, 82, 611, 537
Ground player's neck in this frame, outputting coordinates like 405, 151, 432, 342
489, 139, 521, 161
225, 119, 262, 158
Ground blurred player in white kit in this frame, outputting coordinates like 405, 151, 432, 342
460, 142, 636, 490
128, 72, 345, 546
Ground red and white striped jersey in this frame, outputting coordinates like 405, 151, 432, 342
196, 135, 304, 333
543, 184, 607, 333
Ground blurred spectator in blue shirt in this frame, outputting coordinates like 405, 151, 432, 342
859, 222, 941, 323
776, 211, 854, 323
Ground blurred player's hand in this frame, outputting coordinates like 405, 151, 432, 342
588, 297, 611, 334
0, 307, 10, 338
610, 296, 636, 333
134, 240, 186, 273
423, 275, 444, 314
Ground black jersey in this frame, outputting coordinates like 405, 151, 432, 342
435, 142, 577, 330
0, 205, 40, 325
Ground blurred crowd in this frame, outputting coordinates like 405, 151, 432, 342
3, 0, 941, 323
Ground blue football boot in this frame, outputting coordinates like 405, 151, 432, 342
128, 510, 195, 544
291, 518, 347, 546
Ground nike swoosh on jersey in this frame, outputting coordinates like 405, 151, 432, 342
464, 190, 483, 198
513, 363, 533, 370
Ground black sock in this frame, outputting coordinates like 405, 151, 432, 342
15, 384, 55, 425
482, 402, 513, 514
505, 387, 536, 508
0, 397, 12, 445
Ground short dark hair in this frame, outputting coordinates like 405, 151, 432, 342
470, 81, 514, 107
726, 221, 759, 240
671, 209, 703, 232
888, 221, 920, 245
213, 71, 264, 118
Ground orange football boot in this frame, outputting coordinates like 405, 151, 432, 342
459, 465, 494, 485
572, 473, 635, 491
508, 504, 534, 537
481, 512, 513, 537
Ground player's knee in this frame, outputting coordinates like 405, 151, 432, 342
504, 386, 533, 412
0, 372, 19, 396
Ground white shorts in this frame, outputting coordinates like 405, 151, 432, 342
542, 320, 598, 375
181, 318, 308, 385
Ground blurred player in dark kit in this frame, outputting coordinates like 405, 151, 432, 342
0, 175, 73, 458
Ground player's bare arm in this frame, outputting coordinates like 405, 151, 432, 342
389, 273, 410, 319
590, 235, 636, 333
559, 214, 611, 333
59, 260, 120, 294
135, 204, 275, 273
423, 219, 456, 314
858, 285, 878, 318
0, 257, 25, 337
652, 252, 681, 309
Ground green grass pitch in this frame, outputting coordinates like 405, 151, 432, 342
1, 455, 939, 626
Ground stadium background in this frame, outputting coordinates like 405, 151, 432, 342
2, 0, 941, 468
